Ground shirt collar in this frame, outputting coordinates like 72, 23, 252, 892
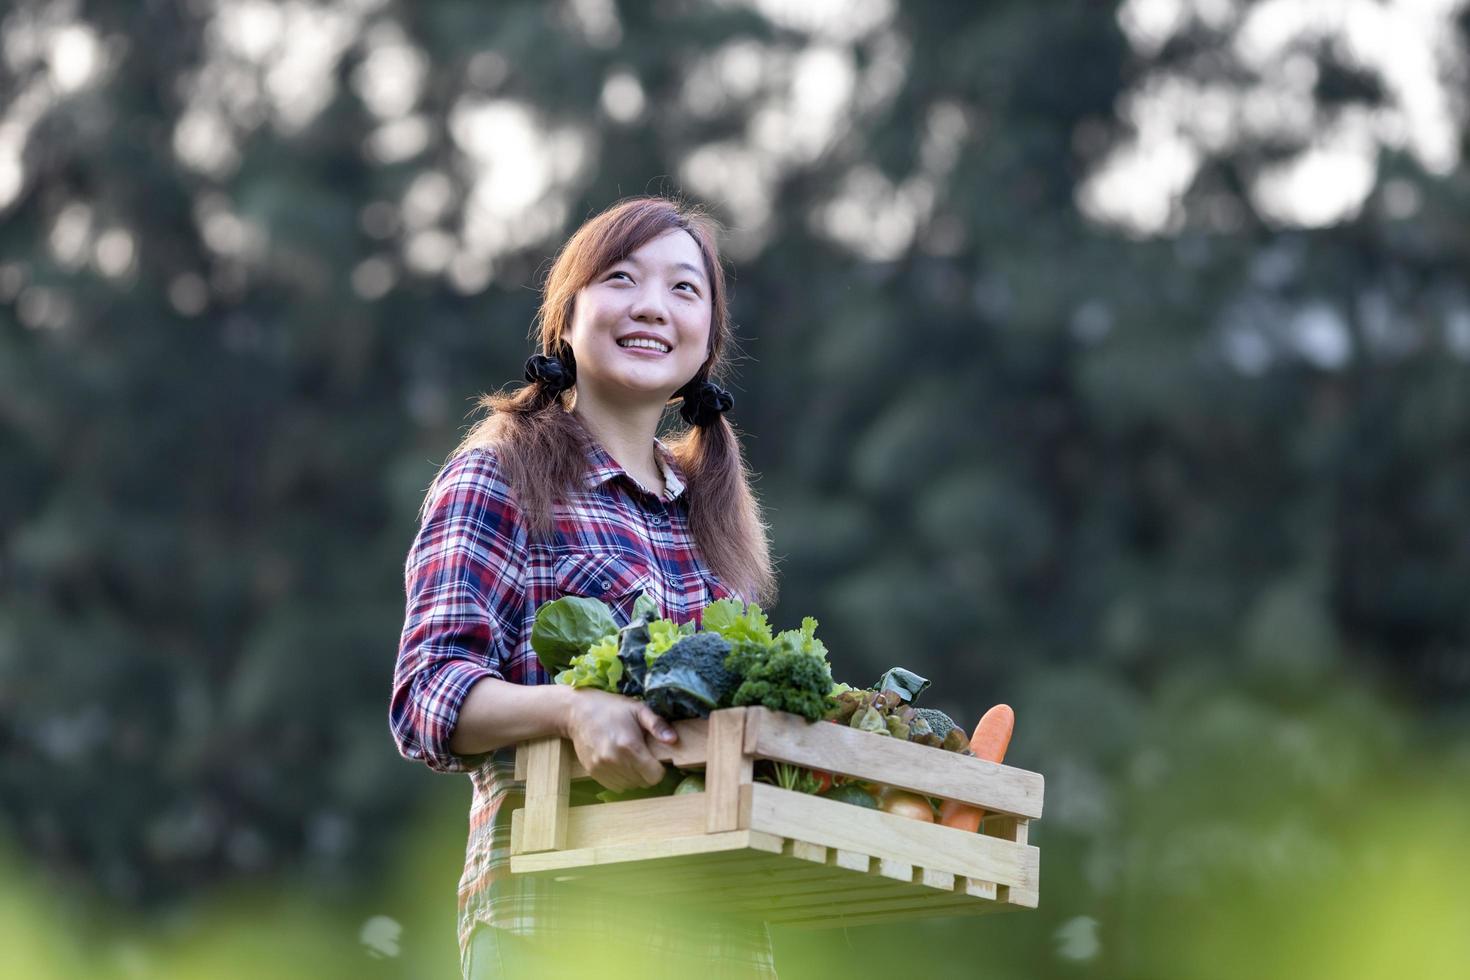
581, 437, 687, 502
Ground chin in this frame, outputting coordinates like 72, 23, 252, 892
598, 375, 680, 402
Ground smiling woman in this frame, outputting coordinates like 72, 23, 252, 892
390, 197, 779, 978
564, 228, 721, 491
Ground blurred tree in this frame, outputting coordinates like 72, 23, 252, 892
0, 8, 1467, 974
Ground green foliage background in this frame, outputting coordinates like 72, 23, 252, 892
2, 0, 1468, 976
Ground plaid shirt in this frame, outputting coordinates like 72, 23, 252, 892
391, 436, 777, 977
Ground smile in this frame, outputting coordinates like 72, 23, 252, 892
617, 338, 671, 353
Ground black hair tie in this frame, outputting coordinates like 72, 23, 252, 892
524, 353, 576, 395
679, 380, 735, 427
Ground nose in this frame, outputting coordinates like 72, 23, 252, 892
629, 284, 668, 324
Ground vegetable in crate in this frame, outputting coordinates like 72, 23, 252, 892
873, 666, 931, 703
820, 783, 879, 809
644, 617, 693, 662
879, 788, 937, 823
594, 765, 684, 803
530, 596, 619, 674
542, 591, 694, 694
701, 598, 773, 646
912, 707, 970, 752
827, 671, 972, 753
726, 616, 835, 722
940, 704, 1015, 832
759, 761, 823, 794
555, 633, 623, 691
615, 619, 653, 696
641, 632, 739, 720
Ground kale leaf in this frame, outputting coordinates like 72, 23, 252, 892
642, 633, 737, 720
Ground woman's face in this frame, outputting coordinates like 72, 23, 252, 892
564, 229, 713, 408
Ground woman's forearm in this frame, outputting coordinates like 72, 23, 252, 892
448, 676, 576, 756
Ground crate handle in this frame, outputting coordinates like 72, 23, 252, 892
705, 707, 753, 833
519, 736, 573, 852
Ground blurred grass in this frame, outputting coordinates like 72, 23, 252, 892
4, 681, 1468, 979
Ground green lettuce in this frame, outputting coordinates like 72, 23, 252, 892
643, 618, 691, 664
530, 596, 619, 675
702, 599, 773, 647
555, 633, 623, 691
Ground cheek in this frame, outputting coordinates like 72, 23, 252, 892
684, 311, 713, 354
564, 299, 604, 353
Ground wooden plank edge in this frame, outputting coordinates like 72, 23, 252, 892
771, 900, 1017, 929
748, 707, 1044, 818
509, 830, 755, 875
748, 784, 1039, 890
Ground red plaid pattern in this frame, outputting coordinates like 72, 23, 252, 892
391, 438, 777, 976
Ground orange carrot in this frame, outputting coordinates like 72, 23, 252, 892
939, 704, 1014, 832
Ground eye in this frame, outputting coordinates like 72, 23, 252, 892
675, 281, 700, 294
606, 270, 632, 282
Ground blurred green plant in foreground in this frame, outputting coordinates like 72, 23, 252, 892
4, 675, 1466, 980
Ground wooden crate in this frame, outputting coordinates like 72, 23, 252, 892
508, 706, 1043, 928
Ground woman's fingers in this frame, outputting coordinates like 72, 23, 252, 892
563, 689, 676, 791
632, 745, 666, 787
636, 704, 678, 745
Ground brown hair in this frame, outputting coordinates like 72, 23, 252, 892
439, 196, 776, 606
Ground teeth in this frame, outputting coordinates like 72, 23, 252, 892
618, 338, 670, 353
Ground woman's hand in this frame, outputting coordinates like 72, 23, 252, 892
562, 689, 678, 793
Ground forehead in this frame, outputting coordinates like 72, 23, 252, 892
619, 228, 705, 278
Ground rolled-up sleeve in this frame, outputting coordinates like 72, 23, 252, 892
390, 450, 527, 773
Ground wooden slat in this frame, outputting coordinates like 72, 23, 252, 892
640, 861, 878, 906
920, 868, 956, 891
748, 784, 1039, 890
747, 707, 1044, 818
763, 884, 956, 916
517, 737, 571, 853
877, 858, 913, 883
510, 830, 758, 875
768, 867, 1011, 927
537, 830, 783, 885
705, 708, 752, 833
761, 877, 975, 922
982, 814, 1029, 845
573, 857, 798, 898
963, 876, 998, 901
791, 840, 826, 864
772, 897, 1010, 928
687, 844, 964, 912
717, 865, 958, 914
982, 815, 1034, 905
1004, 886, 1039, 908
708, 869, 913, 905
513, 792, 707, 856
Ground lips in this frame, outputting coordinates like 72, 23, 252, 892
616, 333, 673, 354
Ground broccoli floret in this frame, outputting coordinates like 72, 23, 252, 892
913, 707, 959, 741
726, 630, 835, 722
642, 632, 737, 720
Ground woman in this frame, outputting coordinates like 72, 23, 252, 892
390, 196, 779, 978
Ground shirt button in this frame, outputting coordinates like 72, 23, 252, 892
650, 515, 665, 526
599, 580, 611, 592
